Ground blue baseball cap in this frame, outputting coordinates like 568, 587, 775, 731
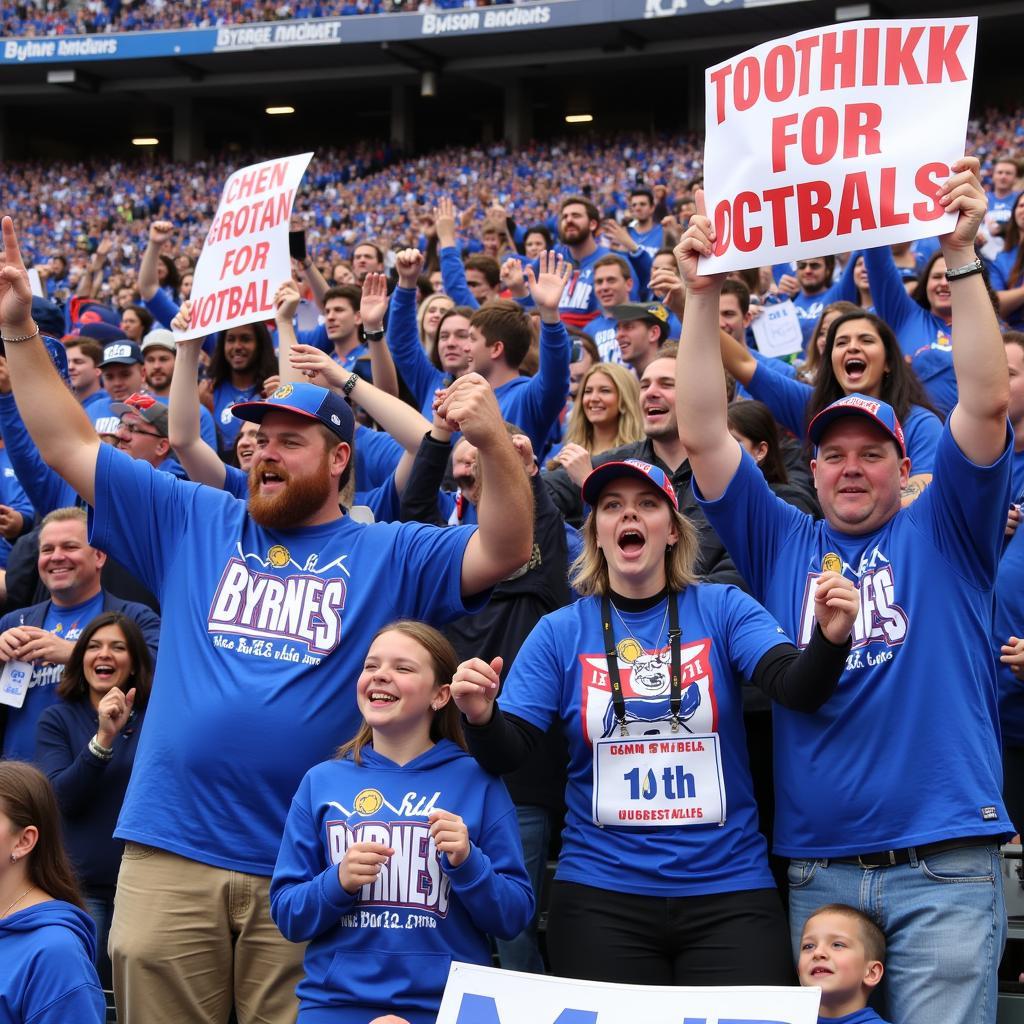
231, 382, 354, 444
582, 458, 678, 510
99, 340, 143, 367
807, 393, 906, 457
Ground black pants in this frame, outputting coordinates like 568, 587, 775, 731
1004, 743, 1024, 838
547, 880, 794, 986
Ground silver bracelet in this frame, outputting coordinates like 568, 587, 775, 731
944, 258, 984, 281
89, 736, 113, 761
0, 322, 40, 344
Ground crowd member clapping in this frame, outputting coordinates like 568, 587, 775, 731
35, 613, 153, 988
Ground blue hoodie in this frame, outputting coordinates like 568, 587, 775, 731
270, 739, 533, 1024
0, 901, 105, 1024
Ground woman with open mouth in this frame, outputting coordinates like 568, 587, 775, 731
452, 458, 858, 988
717, 304, 942, 498
34, 612, 153, 990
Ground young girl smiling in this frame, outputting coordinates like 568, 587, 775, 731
270, 621, 533, 1024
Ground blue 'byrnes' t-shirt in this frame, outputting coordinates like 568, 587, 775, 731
498, 587, 790, 897
88, 443, 485, 875
270, 740, 532, 1024
744, 362, 943, 476
696, 424, 1013, 857
0, 592, 105, 762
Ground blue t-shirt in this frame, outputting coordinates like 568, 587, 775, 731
628, 221, 664, 259
988, 189, 1020, 227
988, 250, 1024, 330
745, 363, 942, 475
83, 392, 120, 437
213, 382, 261, 451
770, 259, 859, 346
499, 587, 788, 897
0, 592, 104, 762
150, 392, 218, 451
88, 444, 484, 874
270, 740, 532, 1024
696, 425, 1013, 856
818, 1010, 891, 1024
355, 424, 403, 493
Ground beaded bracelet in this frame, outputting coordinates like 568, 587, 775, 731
0, 322, 40, 343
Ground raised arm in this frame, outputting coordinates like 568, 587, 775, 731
274, 279, 304, 387
167, 301, 228, 490
436, 198, 479, 309
289, 344, 431, 454
944, 157, 1010, 465
360, 271, 398, 397
435, 374, 533, 596
673, 195, 743, 501
138, 220, 174, 301
0, 218, 98, 505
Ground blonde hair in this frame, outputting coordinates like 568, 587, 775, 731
548, 363, 645, 470
569, 487, 700, 597
417, 293, 454, 354
335, 620, 467, 765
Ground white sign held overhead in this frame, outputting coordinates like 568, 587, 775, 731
699, 18, 977, 274
176, 152, 313, 342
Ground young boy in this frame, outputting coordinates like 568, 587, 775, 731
798, 904, 892, 1023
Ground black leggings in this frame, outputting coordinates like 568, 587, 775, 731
546, 881, 794, 986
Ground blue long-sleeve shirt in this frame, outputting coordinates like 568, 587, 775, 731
493, 320, 570, 456
386, 284, 447, 418
864, 245, 957, 417
36, 700, 147, 895
0, 392, 79, 514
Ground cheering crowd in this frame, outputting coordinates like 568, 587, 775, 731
0, 120, 1023, 1024
0, 0, 507, 38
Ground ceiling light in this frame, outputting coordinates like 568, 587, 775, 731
266, 106, 295, 115
132, 137, 159, 146
565, 114, 593, 124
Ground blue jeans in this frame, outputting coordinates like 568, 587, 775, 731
84, 892, 113, 991
495, 805, 550, 974
788, 844, 1006, 1024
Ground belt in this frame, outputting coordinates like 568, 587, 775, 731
836, 835, 996, 869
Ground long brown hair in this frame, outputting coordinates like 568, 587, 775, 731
0, 761, 84, 909
1003, 192, 1024, 289
57, 612, 153, 711
336, 621, 467, 765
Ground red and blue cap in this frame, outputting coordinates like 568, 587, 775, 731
231, 382, 354, 444
807, 393, 906, 457
581, 458, 678, 510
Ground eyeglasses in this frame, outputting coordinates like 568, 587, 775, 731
117, 421, 163, 439
796, 261, 825, 271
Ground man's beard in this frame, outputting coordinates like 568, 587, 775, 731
559, 223, 590, 246
248, 456, 335, 529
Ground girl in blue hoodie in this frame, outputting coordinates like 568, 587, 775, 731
270, 620, 533, 1024
0, 761, 105, 1024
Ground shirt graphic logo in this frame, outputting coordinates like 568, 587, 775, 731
579, 639, 717, 743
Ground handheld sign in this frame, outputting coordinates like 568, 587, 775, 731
0, 660, 33, 709
176, 152, 313, 341
437, 962, 821, 1024
751, 300, 805, 357
699, 18, 977, 274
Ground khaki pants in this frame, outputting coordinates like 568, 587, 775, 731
109, 843, 305, 1024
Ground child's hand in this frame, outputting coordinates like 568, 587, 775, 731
338, 841, 394, 894
428, 809, 470, 867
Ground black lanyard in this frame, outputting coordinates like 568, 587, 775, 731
601, 591, 682, 737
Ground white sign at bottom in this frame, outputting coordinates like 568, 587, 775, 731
437, 962, 821, 1024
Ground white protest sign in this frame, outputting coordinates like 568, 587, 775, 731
27, 268, 44, 298
700, 18, 977, 274
436, 962, 820, 1024
176, 152, 313, 341
751, 300, 805, 357
0, 660, 33, 709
